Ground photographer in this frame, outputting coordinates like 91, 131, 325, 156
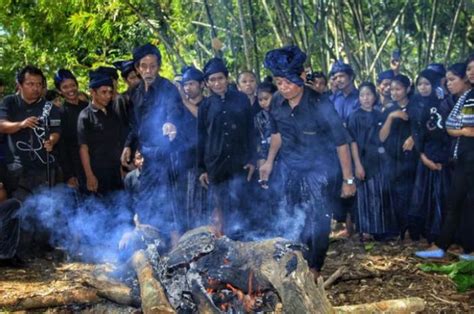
0, 65, 61, 200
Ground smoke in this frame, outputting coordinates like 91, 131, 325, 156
20, 185, 134, 262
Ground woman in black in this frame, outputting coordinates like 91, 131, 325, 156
408, 69, 452, 243
348, 82, 397, 240
379, 74, 420, 240
416, 58, 474, 261
55, 69, 88, 189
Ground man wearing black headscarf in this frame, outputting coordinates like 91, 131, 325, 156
260, 46, 355, 279
77, 70, 123, 195
197, 58, 256, 238
175, 66, 208, 230
120, 43, 183, 241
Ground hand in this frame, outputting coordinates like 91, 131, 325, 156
20, 116, 39, 129
243, 163, 255, 181
199, 172, 209, 189
121, 147, 131, 167
389, 110, 409, 121
402, 136, 414, 151
420, 153, 442, 171
258, 161, 273, 189
390, 58, 401, 74
86, 174, 98, 193
355, 165, 366, 181
461, 127, 474, 137
66, 176, 79, 188
259, 161, 273, 181
118, 231, 135, 250
162, 123, 177, 141
43, 139, 54, 152
341, 182, 356, 198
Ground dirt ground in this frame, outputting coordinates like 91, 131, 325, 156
0, 237, 472, 313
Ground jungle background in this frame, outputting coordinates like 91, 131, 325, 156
0, 0, 473, 92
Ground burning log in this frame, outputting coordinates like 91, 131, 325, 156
334, 297, 425, 313
1, 288, 100, 311
159, 227, 334, 313
131, 250, 175, 314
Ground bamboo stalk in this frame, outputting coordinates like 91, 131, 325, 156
444, 0, 464, 64
261, 0, 283, 46
123, 0, 185, 66
237, 0, 251, 70
368, 1, 409, 75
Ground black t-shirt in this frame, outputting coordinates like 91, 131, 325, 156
59, 100, 88, 180
77, 104, 122, 170
0, 94, 61, 172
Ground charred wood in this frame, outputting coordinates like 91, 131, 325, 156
131, 250, 175, 314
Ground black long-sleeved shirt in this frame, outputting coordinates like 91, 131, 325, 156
125, 77, 183, 153
197, 89, 256, 183
269, 87, 349, 174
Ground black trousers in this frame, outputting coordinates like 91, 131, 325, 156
208, 171, 250, 239
436, 158, 474, 253
284, 168, 331, 271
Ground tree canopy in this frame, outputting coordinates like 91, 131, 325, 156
0, 0, 472, 91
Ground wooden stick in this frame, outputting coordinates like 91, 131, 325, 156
2, 288, 100, 311
323, 266, 347, 289
334, 297, 425, 313
131, 250, 175, 314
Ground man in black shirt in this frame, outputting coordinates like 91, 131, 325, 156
77, 70, 122, 195
197, 58, 256, 237
55, 69, 88, 189
0, 65, 61, 200
120, 43, 183, 240
261, 46, 355, 279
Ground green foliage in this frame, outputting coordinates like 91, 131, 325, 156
419, 261, 474, 292
0, 0, 471, 93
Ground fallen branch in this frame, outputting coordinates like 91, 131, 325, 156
334, 297, 425, 313
2, 288, 100, 311
324, 266, 347, 289
131, 250, 175, 314
430, 293, 458, 305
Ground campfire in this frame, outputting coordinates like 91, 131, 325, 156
128, 225, 332, 313
0, 217, 428, 313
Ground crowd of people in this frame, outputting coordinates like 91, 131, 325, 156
0, 43, 473, 283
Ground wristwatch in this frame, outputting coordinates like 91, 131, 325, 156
343, 177, 355, 185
